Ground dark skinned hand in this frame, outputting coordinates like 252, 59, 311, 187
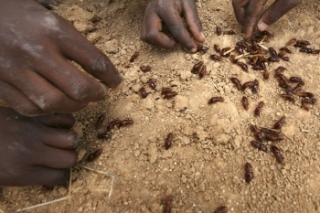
140, 0, 205, 53
0, 0, 123, 116
0, 107, 78, 186
232, 0, 302, 38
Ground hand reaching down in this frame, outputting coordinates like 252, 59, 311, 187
140, 0, 205, 53
232, 0, 302, 38
0, 107, 78, 186
0, 0, 123, 116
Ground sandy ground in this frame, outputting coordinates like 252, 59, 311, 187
1, 0, 320, 212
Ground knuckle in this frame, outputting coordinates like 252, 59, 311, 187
170, 25, 183, 38
145, 31, 158, 44
191, 18, 202, 30
36, 93, 63, 112
68, 80, 92, 101
15, 104, 42, 116
89, 53, 113, 75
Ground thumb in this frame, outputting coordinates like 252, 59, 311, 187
257, 0, 301, 31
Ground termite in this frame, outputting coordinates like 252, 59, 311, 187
251, 79, 259, 94
213, 206, 228, 213
251, 125, 265, 142
191, 61, 204, 74
300, 47, 313, 54
271, 145, 284, 164
197, 45, 209, 53
223, 30, 235, 35
273, 116, 286, 129
275, 66, 286, 74
161, 87, 173, 95
216, 26, 222, 36
129, 52, 139, 63
164, 133, 173, 150
279, 47, 292, 54
265, 134, 284, 142
163, 91, 178, 99
254, 101, 264, 116
95, 114, 105, 129
148, 79, 157, 90
118, 119, 134, 128
161, 195, 173, 213
230, 77, 242, 90
139, 87, 148, 98
298, 92, 314, 98
237, 62, 248, 72
245, 162, 254, 183
140, 65, 151, 72
251, 141, 268, 152
214, 44, 221, 53
263, 70, 269, 80
241, 81, 255, 91
208, 96, 224, 105
210, 54, 222, 62
286, 38, 296, 46
280, 93, 295, 102
87, 149, 103, 162
199, 65, 207, 79
107, 119, 121, 131
242, 96, 249, 110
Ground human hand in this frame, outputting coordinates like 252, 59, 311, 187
0, 107, 78, 186
0, 0, 123, 116
232, 0, 302, 38
140, 0, 205, 53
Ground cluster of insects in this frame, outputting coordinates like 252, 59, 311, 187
86, 115, 135, 163
89, 27, 319, 210
273, 66, 316, 110
191, 60, 207, 79
244, 116, 286, 183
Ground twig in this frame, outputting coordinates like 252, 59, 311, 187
235, 52, 250, 60
257, 43, 269, 51
223, 48, 235, 55
79, 165, 116, 202
13, 197, 69, 213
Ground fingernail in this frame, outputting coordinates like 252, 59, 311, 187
258, 22, 268, 31
200, 32, 205, 39
190, 47, 198, 53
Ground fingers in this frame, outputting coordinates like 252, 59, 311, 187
53, 15, 123, 89
140, 7, 176, 49
232, 0, 250, 26
258, 0, 301, 31
22, 167, 70, 186
0, 80, 45, 116
41, 128, 78, 149
36, 147, 77, 168
160, 8, 198, 52
34, 55, 107, 102
2, 68, 88, 114
36, 113, 75, 129
182, 0, 205, 43
243, 0, 267, 38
